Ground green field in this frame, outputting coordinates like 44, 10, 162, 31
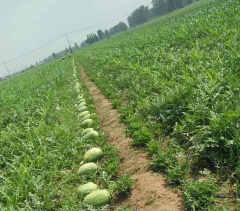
1, 0, 240, 209
0, 58, 134, 210
76, 0, 240, 209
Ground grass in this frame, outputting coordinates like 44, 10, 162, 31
75, 0, 240, 209
0, 56, 133, 210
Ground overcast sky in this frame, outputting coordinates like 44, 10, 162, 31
0, 0, 152, 77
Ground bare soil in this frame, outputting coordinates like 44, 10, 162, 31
80, 69, 184, 211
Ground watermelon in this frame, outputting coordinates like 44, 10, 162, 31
78, 105, 88, 113
82, 128, 94, 135
79, 111, 90, 119
78, 162, 98, 175
77, 182, 98, 196
81, 119, 94, 127
84, 148, 103, 162
83, 189, 110, 206
83, 129, 99, 139
81, 114, 91, 121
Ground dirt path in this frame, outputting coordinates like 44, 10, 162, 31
79, 68, 183, 211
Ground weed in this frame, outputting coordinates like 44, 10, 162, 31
110, 175, 135, 199
183, 181, 218, 210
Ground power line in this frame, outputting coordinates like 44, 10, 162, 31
6, 1, 153, 63
2, 1, 153, 77
2, 62, 10, 74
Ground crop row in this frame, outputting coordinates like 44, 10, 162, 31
0, 57, 131, 210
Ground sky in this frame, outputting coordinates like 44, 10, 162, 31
0, 0, 152, 77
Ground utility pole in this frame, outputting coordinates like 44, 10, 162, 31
65, 34, 73, 53
2, 61, 10, 75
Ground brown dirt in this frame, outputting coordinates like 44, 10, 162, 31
80, 69, 184, 211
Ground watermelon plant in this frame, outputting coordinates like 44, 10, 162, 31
75, 0, 240, 209
0, 55, 134, 210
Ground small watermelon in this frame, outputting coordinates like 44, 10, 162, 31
82, 128, 94, 135
75, 82, 81, 91
83, 129, 99, 139
79, 102, 86, 107
78, 162, 98, 175
79, 99, 85, 103
83, 189, 111, 206
81, 119, 94, 127
77, 182, 98, 196
79, 111, 90, 119
84, 148, 103, 162
78, 105, 88, 113
81, 114, 91, 121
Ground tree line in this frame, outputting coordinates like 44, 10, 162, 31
81, 22, 128, 46
41, 0, 200, 70
128, 0, 199, 27
81, 0, 199, 47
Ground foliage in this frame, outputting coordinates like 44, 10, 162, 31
110, 175, 135, 198
128, 5, 150, 27
152, 0, 199, 16
127, 0, 200, 28
0, 57, 128, 210
109, 22, 128, 36
97, 30, 105, 40
76, 0, 240, 209
82, 0, 199, 47
183, 181, 218, 210
83, 22, 128, 46
86, 33, 99, 44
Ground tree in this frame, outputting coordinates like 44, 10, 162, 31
52, 52, 56, 59
86, 33, 99, 44
109, 22, 128, 35
104, 30, 110, 39
175, 0, 184, 9
167, 0, 176, 12
128, 5, 150, 28
152, 0, 168, 16
74, 42, 79, 49
80, 41, 88, 48
97, 30, 105, 40
185, 0, 194, 5
152, 0, 190, 17
117, 22, 128, 31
